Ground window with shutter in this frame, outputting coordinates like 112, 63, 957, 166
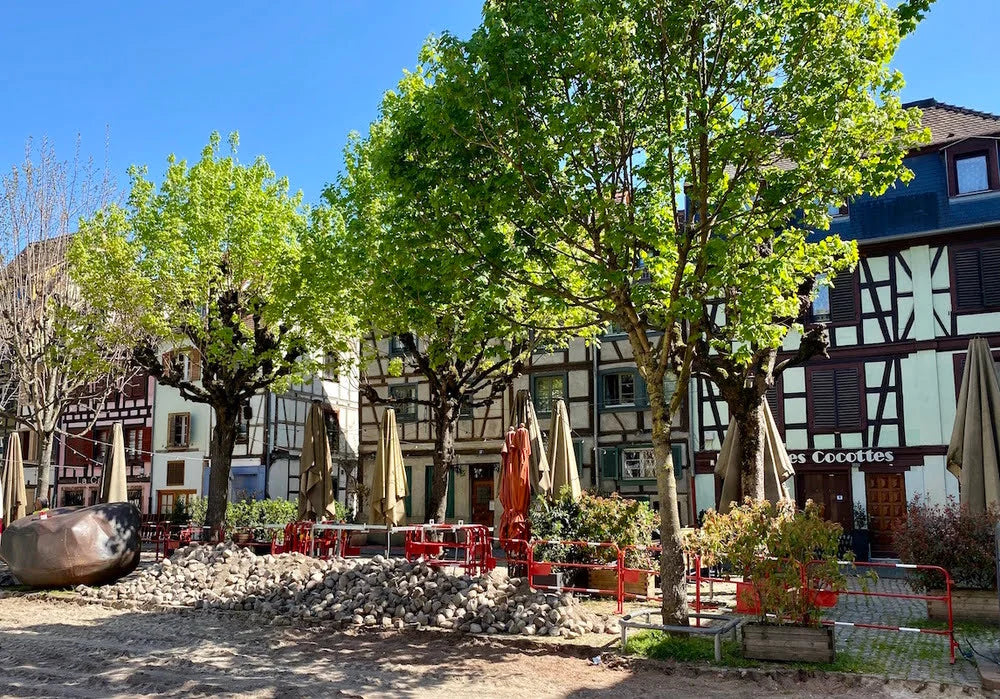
829, 274, 858, 323
810, 367, 861, 430
765, 383, 782, 429
167, 413, 191, 448
952, 246, 1000, 311
166, 460, 185, 486
954, 249, 983, 310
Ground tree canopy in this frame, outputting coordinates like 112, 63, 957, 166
404, 0, 930, 623
72, 133, 355, 527
334, 67, 583, 520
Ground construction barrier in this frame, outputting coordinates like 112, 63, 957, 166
527, 540, 624, 613
806, 559, 959, 664
404, 523, 495, 576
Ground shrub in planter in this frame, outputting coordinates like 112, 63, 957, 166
893, 498, 999, 623
688, 499, 850, 662
527, 489, 657, 592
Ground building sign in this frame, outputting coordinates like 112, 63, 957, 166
788, 449, 894, 466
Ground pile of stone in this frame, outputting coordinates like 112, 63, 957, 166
80, 543, 618, 638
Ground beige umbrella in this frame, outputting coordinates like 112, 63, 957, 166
370, 408, 408, 526
2, 433, 26, 524
298, 403, 338, 521
947, 337, 1000, 514
547, 399, 581, 499
715, 401, 794, 513
99, 423, 129, 504
514, 389, 551, 495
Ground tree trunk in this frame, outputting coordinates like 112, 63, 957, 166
647, 378, 689, 626
736, 397, 766, 502
427, 400, 457, 523
35, 428, 55, 506
205, 403, 239, 531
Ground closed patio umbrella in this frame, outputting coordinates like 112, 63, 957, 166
99, 423, 128, 504
547, 399, 581, 500
514, 389, 551, 496
947, 337, 1000, 513
298, 402, 338, 521
371, 408, 408, 527
715, 401, 794, 513
499, 425, 531, 543
2, 433, 27, 524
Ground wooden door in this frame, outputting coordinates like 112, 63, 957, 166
865, 472, 905, 557
797, 472, 852, 531
470, 464, 494, 528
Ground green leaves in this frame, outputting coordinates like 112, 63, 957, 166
72, 133, 356, 404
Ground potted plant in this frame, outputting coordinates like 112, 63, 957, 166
527, 489, 587, 588
688, 499, 850, 663
894, 498, 999, 624
226, 499, 256, 544
851, 502, 871, 563
577, 492, 657, 598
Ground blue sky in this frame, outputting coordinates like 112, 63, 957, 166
1, 1, 996, 204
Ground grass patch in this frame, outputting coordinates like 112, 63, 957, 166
622, 630, 755, 667
623, 630, 884, 674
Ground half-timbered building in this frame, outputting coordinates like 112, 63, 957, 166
358, 335, 693, 527
53, 372, 155, 513
691, 99, 1000, 556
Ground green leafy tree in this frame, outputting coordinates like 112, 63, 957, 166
71, 133, 354, 529
334, 71, 583, 522
418, 0, 929, 624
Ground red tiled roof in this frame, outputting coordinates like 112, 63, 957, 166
905, 98, 1000, 149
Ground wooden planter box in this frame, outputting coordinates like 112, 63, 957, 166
589, 568, 655, 599
742, 623, 835, 663
928, 589, 999, 624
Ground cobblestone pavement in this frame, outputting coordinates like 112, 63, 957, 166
689, 572, 997, 686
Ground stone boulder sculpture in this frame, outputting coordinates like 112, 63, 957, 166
0, 502, 141, 587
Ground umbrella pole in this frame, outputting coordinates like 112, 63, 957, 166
386, 528, 391, 558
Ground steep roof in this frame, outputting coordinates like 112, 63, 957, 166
905, 98, 1000, 150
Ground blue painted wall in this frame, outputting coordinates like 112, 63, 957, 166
826, 151, 1000, 243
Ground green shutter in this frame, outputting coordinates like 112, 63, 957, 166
424, 466, 455, 520
671, 444, 684, 480
597, 372, 605, 408
599, 447, 619, 479
573, 439, 585, 478
404, 465, 413, 517
663, 374, 677, 403
635, 371, 649, 408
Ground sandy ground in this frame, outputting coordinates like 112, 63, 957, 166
0, 597, 992, 698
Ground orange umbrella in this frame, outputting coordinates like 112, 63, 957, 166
499, 425, 531, 544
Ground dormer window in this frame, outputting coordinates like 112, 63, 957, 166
946, 139, 1000, 198
955, 153, 990, 195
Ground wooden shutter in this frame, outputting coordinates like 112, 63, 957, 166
982, 248, 1000, 307
423, 467, 455, 520
834, 368, 862, 428
64, 434, 91, 468
671, 444, 684, 480
830, 273, 857, 323
166, 460, 185, 486
765, 384, 782, 428
953, 249, 983, 310
573, 439, 585, 477
635, 372, 650, 408
403, 465, 412, 517
599, 447, 619, 479
188, 349, 202, 381
810, 371, 837, 429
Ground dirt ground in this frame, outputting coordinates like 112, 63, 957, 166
0, 597, 994, 698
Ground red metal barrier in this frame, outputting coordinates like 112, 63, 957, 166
805, 559, 958, 664
404, 524, 495, 575
527, 540, 624, 613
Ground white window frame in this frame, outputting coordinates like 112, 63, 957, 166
621, 447, 657, 480
603, 372, 636, 407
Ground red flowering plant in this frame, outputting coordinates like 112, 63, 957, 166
687, 499, 851, 626
893, 498, 999, 591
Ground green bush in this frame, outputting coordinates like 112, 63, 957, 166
894, 498, 999, 591
687, 499, 851, 626
528, 488, 656, 568
184, 496, 304, 532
